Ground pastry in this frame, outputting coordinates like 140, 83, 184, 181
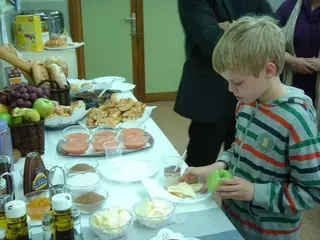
167, 182, 196, 198
116, 98, 134, 112
45, 38, 67, 48
81, 83, 92, 89
70, 84, 78, 91
70, 101, 85, 114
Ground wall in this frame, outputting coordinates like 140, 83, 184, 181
143, 0, 185, 94
20, 0, 69, 32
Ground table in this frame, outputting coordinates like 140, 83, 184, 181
11, 93, 242, 239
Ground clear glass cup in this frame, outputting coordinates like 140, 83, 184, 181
103, 140, 122, 160
162, 156, 183, 189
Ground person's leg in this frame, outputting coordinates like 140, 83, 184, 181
186, 117, 232, 167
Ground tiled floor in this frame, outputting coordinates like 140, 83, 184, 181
150, 101, 320, 239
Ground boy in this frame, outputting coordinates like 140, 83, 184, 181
180, 16, 320, 240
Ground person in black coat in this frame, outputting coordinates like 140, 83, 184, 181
175, 0, 274, 167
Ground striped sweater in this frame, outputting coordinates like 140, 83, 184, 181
218, 87, 320, 240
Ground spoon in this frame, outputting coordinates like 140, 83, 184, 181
174, 150, 187, 173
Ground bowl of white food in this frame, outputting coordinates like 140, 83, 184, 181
133, 198, 175, 229
89, 208, 132, 239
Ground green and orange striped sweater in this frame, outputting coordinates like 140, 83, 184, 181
218, 87, 320, 240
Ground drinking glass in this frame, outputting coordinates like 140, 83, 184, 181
103, 140, 122, 160
162, 156, 183, 189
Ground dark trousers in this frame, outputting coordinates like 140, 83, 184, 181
186, 114, 236, 167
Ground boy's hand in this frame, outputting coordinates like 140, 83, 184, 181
293, 58, 316, 74
215, 177, 254, 201
305, 58, 320, 72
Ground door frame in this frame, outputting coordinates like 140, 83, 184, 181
68, 0, 146, 101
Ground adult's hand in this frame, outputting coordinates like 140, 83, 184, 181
305, 58, 320, 72
293, 58, 316, 75
218, 21, 230, 31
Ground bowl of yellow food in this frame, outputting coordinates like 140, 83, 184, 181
25, 190, 51, 221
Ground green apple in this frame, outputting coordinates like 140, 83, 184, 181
13, 116, 23, 125
23, 109, 40, 123
207, 169, 233, 193
0, 112, 13, 126
32, 98, 54, 118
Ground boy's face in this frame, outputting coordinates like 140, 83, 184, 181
220, 70, 270, 104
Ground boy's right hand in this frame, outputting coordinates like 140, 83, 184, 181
179, 166, 209, 193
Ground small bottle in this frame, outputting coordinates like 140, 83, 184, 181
23, 152, 48, 195
5, 200, 29, 240
0, 173, 15, 232
42, 213, 55, 240
52, 193, 74, 240
72, 209, 82, 240
0, 227, 6, 240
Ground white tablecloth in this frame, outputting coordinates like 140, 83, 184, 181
11, 92, 237, 239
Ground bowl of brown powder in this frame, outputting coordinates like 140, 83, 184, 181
72, 187, 108, 214
65, 159, 99, 177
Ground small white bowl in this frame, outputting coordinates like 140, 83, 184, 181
133, 198, 175, 229
89, 208, 132, 239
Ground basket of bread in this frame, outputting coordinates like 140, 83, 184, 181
0, 44, 70, 105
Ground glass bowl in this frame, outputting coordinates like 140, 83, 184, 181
119, 123, 146, 137
25, 190, 51, 221
72, 188, 108, 214
91, 128, 118, 152
64, 159, 99, 177
89, 208, 132, 239
120, 132, 149, 150
133, 198, 175, 229
61, 126, 90, 154
66, 171, 101, 195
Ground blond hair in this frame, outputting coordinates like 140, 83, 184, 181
212, 15, 285, 77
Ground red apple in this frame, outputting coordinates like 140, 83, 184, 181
32, 98, 54, 118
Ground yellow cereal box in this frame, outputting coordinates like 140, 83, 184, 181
15, 15, 44, 52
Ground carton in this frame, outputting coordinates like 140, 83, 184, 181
14, 15, 44, 52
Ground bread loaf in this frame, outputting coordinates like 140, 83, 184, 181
45, 56, 68, 77
31, 61, 50, 86
46, 63, 68, 88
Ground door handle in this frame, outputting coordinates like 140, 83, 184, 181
126, 13, 137, 36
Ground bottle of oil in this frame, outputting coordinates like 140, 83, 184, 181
0, 172, 15, 232
52, 193, 74, 240
5, 200, 29, 240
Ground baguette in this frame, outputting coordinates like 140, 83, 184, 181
2, 44, 35, 85
0, 45, 32, 73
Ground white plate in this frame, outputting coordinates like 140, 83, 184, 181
93, 76, 126, 84
45, 42, 85, 50
108, 82, 135, 92
100, 157, 159, 183
141, 178, 211, 204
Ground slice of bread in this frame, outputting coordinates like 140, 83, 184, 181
167, 182, 196, 198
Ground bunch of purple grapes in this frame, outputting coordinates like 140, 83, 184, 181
0, 83, 51, 108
